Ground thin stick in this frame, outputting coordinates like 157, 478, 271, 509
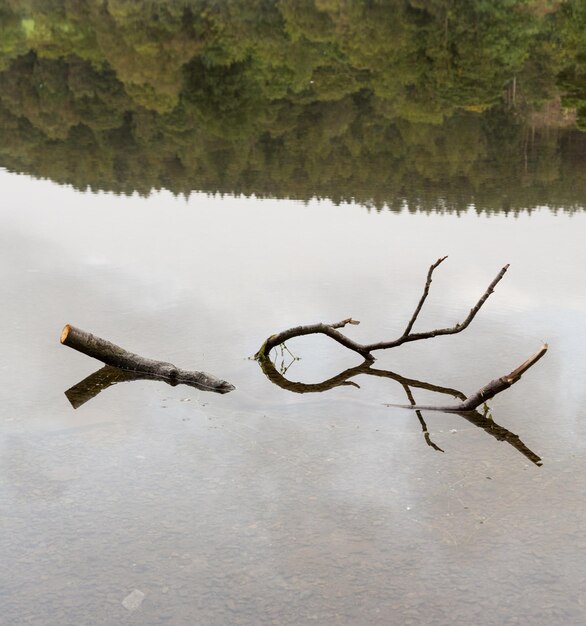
391, 344, 548, 412
403, 256, 447, 336
365, 263, 510, 351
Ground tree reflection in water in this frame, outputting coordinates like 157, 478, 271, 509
0, 0, 584, 210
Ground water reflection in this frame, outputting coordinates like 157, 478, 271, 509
0, 0, 584, 209
64, 364, 226, 409
2, 178, 584, 626
259, 353, 542, 466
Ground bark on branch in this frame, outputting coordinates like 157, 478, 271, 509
391, 344, 548, 412
255, 258, 509, 361
61, 324, 234, 395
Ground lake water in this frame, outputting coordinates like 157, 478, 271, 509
2, 1, 586, 624
1, 170, 586, 625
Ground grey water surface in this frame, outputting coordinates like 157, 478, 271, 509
1, 171, 586, 625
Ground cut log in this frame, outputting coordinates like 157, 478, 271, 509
61, 324, 234, 394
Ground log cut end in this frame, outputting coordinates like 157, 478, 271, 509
60, 324, 72, 344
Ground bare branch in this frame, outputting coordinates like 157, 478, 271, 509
455, 343, 548, 411
256, 319, 373, 361
256, 261, 510, 361
364, 263, 509, 351
391, 344, 548, 412
403, 256, 448, 336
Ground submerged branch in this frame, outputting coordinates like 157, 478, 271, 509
258, 356, 466, 397
65, 365, 148, 409
391, 344, 548, 412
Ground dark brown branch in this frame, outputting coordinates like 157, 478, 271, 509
256, 261, 509, 361
391, 344, 547, 412
64, 363, 229, 409
61, 324, 234, 394
403, 256, 447, 336
457, 408, 542, 466
256, 318, 371, 361
364, 263, 509, 351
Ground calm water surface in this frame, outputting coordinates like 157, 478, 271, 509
1, 171, 586, 625
2, 1, 586, 623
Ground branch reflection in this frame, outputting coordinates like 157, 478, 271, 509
258, 356, 542, 466
64, 364, 223, 409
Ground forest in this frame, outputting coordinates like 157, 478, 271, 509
0, 0, 585, 212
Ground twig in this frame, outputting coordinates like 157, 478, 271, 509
403, 256, 447, 336
366, 263, 510, 351
390, 344, 548, 412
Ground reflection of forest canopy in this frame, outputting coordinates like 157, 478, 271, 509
0, 0, 585, 211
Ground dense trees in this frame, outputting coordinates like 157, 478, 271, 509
0, 0, 583, 211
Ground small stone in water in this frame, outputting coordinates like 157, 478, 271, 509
122, 589, 145, 612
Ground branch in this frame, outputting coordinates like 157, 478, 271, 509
61, 324, 234, 394
65, 365, 145, 409
256, 317, 371, 361
391, 344, 548, 412
255, 260, 509, 361
364, 263, 509, 351
458, 407, 542, 466
403, 256, 447, 336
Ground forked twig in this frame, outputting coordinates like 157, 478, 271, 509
256, 258, 509, 361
